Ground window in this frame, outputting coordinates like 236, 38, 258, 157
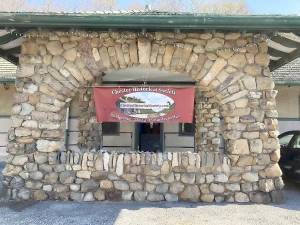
292, 134, 300, 148
102, 122, 120, 135
179, 123, 195, 136
279, 134, 294, 147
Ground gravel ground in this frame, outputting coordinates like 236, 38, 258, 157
0, 161, 300, 225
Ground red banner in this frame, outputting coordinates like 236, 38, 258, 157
93, 86, 195, 123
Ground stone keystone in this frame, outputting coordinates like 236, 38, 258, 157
200, 58, 227, 86
138, 38, 151, 65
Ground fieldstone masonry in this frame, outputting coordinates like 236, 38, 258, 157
2, 30, 284, 203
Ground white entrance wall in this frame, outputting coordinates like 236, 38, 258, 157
67, 118, 194, 152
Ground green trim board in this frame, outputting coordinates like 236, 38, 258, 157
0, 12, 300, 31
0, 78, 15, 83
275, 82, 300, 86
278, 117, 300, 121
1, 79, 300, 85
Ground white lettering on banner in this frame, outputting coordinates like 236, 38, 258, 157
111, 87, 176, 95
120, 103, 170, 109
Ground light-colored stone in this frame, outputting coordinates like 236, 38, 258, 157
214, 174, 228, 183
12, 155, 28, 166
83, 192, 95, 201
242, 172, 259, 182
22, 120, 38, 128
76, 170, 91, 179
206, 38, 224, 51
230, 139, 250, 155
81, 180, 99, 192
249, 139, 263, 153
134, 191, 148, 201
138, 38, 151, 64
63, 48, 77, 61
235, 192, 249, 203
160, 161, 170, 174
265, 164, 282, 178
221, 90, 248, 104
147, 193, 164, 201
100, 180, 113, 189
52, 55, 65, 70
36, 140, 61, 152
92, 48, 101, 61
259, 179, 275, 192
244, 65, 261, 76
20, 103, 34, 116
170, 182, 185, 194
256, 77, 275, 90
200, 58, 227, 86
210, 183, 224, 193
255, 53, 269, 66
156, 183, 169, 193
94, 189, 105, 200
116, 154, 124, 176
114, 180, 129, 191
226, 183, 240, 192
180, 185, 200, 202
181, 173, 195, 184
70, 192, 84, 201
165, 193, 178, 202
201, 194, 215, 202
46, 41, 64, 55
163, 45, 175, 68
33, 190, 48, 200
122, 191, 133, 201
103, 152, 109, 171
18, 64, 35, 77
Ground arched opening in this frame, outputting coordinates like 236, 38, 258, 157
69, 67, 198, 153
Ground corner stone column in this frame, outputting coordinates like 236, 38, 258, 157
217, 48, 284, 203
77, 86, 102, 150
3, 76, 66, 199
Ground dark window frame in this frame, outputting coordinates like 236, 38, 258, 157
178, 123, 195, 136
102, 122, 120, 136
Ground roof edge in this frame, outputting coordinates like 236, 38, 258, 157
0, 12, 300, 31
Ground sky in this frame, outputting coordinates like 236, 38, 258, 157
245, 0, 300, 14
26, 0, 300, 14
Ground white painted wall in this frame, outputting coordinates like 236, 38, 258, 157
278, 120, 300, 133
67, 119, 194, 152
0, 117, 10, 158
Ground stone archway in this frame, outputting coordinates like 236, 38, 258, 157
3, 31, 284, 202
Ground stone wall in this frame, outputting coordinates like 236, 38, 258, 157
2, 150, 283, 202
2, 30, 284, 202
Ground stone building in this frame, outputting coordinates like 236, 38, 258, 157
1, 12, 300, 203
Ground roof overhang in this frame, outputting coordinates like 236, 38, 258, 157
0, 12, 300, 70
0, 12, 300, 31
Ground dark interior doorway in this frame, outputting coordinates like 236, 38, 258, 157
135, 123, 163, 152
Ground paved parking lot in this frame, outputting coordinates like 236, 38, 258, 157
0, 161, 300, 225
